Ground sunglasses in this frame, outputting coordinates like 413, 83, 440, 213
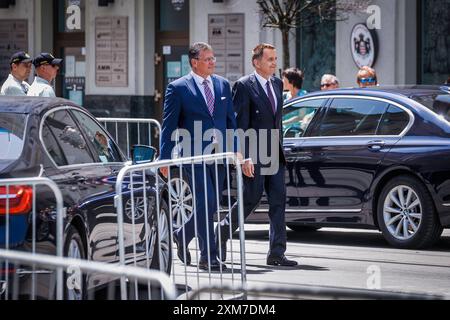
359, 77, 377, 84
321, 83, 335, 88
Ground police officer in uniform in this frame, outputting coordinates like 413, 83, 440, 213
28, 53, 63, 97
0, 51, 32, 96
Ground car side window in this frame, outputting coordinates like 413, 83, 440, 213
318, 98, 388, 137
41, 123, 68, 166
377, 105, 410, 135
44, 110, 95, 166
70, 110, 123, 164
282, 99, 324, 138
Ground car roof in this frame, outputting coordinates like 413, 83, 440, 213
0, 96, 81, 114
291, 85, 450, 103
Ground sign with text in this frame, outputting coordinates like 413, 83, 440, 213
95, 17, 128, 87
0, 20, 28, 84
208, 14, 244, 83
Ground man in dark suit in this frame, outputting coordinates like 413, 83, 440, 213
160, 42, 240, 271
217, 43, 297, 267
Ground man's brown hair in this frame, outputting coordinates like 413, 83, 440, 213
252, 43, 275, 67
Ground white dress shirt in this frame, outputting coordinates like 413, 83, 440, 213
254, 71, 278, 111
28, 76, 56, 98
0, 74, 30, 96
191, 71, 215, 105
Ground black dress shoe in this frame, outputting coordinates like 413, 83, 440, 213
198, 259, 227, 271
267, 255, 298, 267
215, 238, 228, 262
173, 233, 191, 266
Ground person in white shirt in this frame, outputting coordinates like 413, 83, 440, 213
28, 53, 63, 98
0, 51, 32, 96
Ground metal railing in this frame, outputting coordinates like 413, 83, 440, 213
97, 118, 161, 159
114, 153, 247, 300
188, 284, 447, 300
0, 177, 65, 300
0, 249, 177, 300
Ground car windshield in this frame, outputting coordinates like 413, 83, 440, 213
0, 113, 27, 161
410, 93, 450, 121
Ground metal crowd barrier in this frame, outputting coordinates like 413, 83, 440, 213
0, 249, 177, 300
114, 153, 247, 300
0, 177, 64, 300
188, 284, 447, 300
97, 118, 161, 159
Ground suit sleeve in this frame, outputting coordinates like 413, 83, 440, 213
232, 80, 250, 158
160, 83, 182, 160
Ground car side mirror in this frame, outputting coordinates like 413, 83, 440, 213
131, 145, 157, 165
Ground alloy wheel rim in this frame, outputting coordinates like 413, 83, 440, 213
169, 178, 193, 229
157, 208, 171, 272
67, 239, 83, 300
383, 185, 422, 241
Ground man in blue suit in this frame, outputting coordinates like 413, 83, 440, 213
160, 42, 240, 271
216, 43, 298, 267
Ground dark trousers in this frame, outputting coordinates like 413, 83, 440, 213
219, 163, 287, 257
175, 164, 225, 262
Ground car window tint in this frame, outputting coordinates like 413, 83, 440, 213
319, 98, 387, 137
41, 123, 68, 166
71, 110, 123, 164
0, 113, 27, 161
44, 110, 94, 165
377, 105, 410, 135
282, 99, 324, 138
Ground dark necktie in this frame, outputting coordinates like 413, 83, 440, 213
266, 80, 276, 115
203, 80, 215, 116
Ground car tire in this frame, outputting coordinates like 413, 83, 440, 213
150, 199, 172, 275
63, 225, 87, 300
377, 175, 443, 249
168, 169, 193, 230
287, 224, 321, 232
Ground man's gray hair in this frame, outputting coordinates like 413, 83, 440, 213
321, 74, 339, 85
189, 42, 213, 67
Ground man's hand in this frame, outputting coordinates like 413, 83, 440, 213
242, 158, 255, 178
160, 166, 169, 179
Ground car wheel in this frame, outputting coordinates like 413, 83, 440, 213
377, 175, 443, 249
64, 225, 87, 300
287, 224, 321, 232
150, 199, 172, 275
169, 170, 193, 230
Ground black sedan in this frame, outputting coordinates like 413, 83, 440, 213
0, 97, 171, 299
249, 85, 450, 249
171, 86, 450, 249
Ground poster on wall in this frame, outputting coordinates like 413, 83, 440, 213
95, 16, 128, 87
0, 20, 28, 84
208, 14, 244, 83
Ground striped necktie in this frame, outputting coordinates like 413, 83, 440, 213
202, 79, 215, 116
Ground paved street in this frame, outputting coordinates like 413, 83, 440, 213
233, 226, 450, 298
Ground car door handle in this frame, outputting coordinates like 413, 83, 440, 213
368, 140, 386, 151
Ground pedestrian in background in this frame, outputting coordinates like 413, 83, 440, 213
357, 66, 378, 88
0, 51, 32, 96
282, 67, 307, 102
320, 74, 340, 91
28, 53, 63, 97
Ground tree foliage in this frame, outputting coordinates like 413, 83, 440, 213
257, 0, 372, 70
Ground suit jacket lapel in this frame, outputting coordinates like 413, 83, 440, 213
212, 75, 221, 117
186, 74, 212, 117
271, 76, 283, 123
250, 74, 275, 119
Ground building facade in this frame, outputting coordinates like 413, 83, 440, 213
0, 0, 448, 119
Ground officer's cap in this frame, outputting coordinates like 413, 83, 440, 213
10, 51, 32, 65
33, 53, 63, 68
